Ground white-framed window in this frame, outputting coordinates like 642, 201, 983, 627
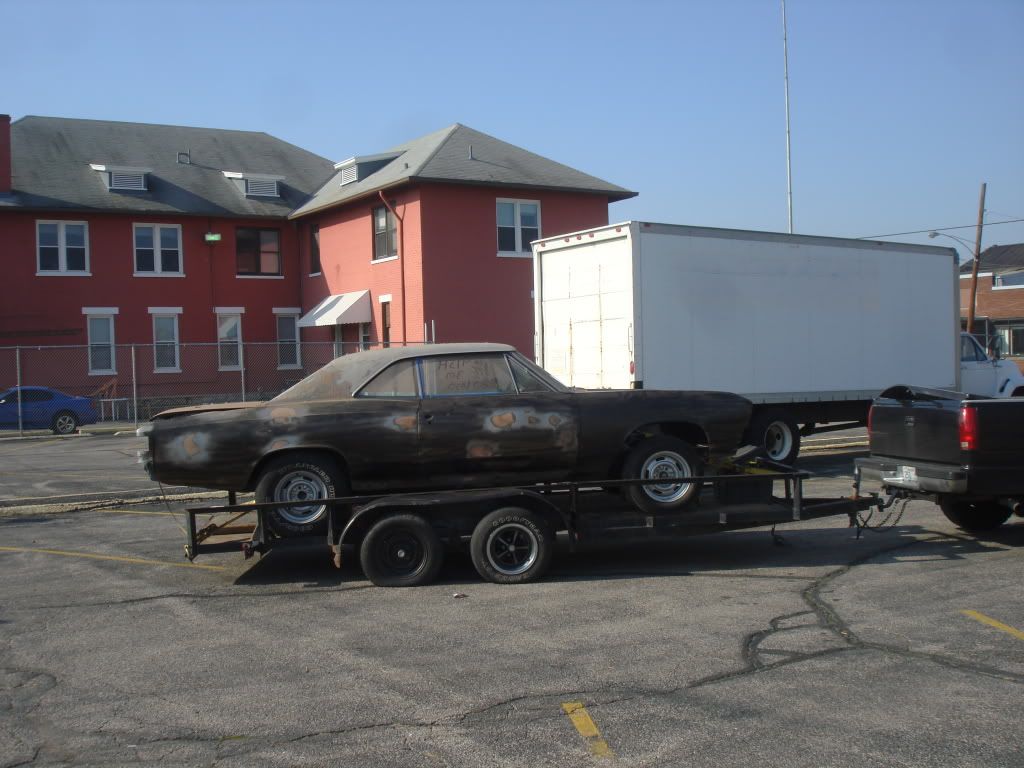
149, 311, 181, 372
496, 199, 540, 256
372, 205, 397, 261
217, 313, 243, 370
37, 221, 90, 274
380, 300, 391, 347
85, 313, 116, 374
360, 322, 371, 351
274, 311, 301, 368
134, 224, 183, 275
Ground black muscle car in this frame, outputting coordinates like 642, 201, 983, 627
140, 343, 751, 536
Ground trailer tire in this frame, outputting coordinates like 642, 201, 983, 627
748, 411, 800, 466
360, 513, 444, 587
470, 507, 554, 584
939, 499, 1012, 533
255, 452, 346, 538
622, 436, 703, 514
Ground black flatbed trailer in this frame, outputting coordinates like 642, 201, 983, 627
184, 461, 882, 587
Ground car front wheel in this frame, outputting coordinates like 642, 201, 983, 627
254, 452, 347, 537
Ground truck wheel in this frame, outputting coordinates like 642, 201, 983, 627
622, 436, 703, 514
939, 499, 1012, 533
51, 410, 79, 435
360, 513, 444, 587
255, 452, 347, 538
470, 507, 554, 584
748, 411, 800, 465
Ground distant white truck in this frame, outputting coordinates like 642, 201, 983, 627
532, 221, 1024, 465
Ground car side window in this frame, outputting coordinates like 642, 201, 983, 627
961, 335, 984, 362
420, 354, 517, 397
357, 360, 419, 398
507, 355, 552, 393
22, 390, 52, 403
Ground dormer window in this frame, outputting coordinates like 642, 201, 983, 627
90, 164, 150, 191
334, 152, 402, 187
222, 171, 283, 198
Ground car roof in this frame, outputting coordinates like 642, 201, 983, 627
349, 342, 517, 367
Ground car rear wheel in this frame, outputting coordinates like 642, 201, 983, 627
255, 452, 347, 537
51, 410, 79, 435
939, 499, 1012, 532
359, 513, 444, 587
622, 436, 703, 514
470, 507, 555, 584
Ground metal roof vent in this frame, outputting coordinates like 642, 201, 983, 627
90, 164, 151, 191
245, 178, 279, 197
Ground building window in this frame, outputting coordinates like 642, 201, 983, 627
381, 301, 391, 347
37, 221, 89, 274
360, 322, 371, 351
236, 228, 281, 276
310, 223, 321, 275
218, 314, 242, 369
372, 205, 397, 261
152, 315, 180, 372
87, 315, 115, 374
134, 224, 182, 275
496, 200, 540, 255
276, 314, 300, 368
333, 326, 345, 358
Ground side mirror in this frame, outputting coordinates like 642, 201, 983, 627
987, 337, 1004, 361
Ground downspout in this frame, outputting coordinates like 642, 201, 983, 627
378, 191, 407, 343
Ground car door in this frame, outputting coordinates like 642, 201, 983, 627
960, 334, 997, 396
417, 352, 578, 489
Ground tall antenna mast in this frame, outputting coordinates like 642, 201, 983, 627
782, 0, 794, 234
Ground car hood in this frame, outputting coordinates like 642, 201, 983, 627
152, 401, 267, 420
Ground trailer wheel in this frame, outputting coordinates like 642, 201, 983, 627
255, 452, 346, 537
470, 507, 554, 584
748, 411, 800, 466
360, 513, 444, 587
939, 499, 1012, 533
622, 436, 703, 514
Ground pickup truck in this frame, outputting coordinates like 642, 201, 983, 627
855, 385, 1024, 532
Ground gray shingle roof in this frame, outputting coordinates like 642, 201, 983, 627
959, 243, 1024, 274
290, 123, 636, 219
1, 116, 335, 217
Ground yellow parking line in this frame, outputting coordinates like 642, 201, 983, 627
562, 701, 615, 759
961, 610, 1024, 641
0, 545, 226, 571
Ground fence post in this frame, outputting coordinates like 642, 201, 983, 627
240, 342, 247, 403
15, 346, 23, 436
131, 345, 138, 426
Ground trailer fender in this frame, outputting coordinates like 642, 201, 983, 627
336, 488, 567, 549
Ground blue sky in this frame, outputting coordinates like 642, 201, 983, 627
7, 0, 1023, 258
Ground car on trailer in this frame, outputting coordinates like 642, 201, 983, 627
140, 343, 751, 536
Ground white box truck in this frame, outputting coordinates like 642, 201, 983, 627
533, 221, 968, 465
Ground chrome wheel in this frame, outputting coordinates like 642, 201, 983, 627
486, 522, 539, 576
273, 470, 329, 525
639, 450, 694, 503
53, 412, 78, 435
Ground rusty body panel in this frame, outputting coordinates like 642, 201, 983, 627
142, 343, 751, 494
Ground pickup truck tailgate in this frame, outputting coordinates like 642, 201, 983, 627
869, 386, 962, 465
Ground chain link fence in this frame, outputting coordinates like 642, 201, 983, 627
0, 340, 424, 435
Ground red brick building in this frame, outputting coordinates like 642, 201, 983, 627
959, 243, 1024, 360
0, 115, 633, 404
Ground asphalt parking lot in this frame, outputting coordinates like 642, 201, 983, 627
1, 437, 1022, 767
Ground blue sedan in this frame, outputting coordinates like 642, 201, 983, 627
0, 386, 98, 434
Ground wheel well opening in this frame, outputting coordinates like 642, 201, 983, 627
245, 447, 349, 492
614, 423, 708, 476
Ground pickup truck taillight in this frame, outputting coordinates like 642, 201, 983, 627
959, 405, 978, 451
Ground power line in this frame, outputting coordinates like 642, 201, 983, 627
858, 218, 1024, 240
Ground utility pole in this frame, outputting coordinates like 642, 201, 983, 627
966, 182, 987, 334
782, 0, 794, 233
